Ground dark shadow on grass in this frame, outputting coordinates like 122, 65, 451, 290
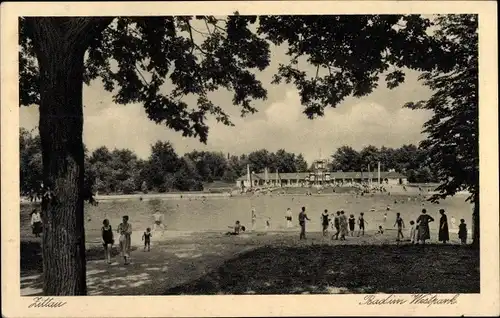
164, 244, 480, 295
20, 240, 139, 295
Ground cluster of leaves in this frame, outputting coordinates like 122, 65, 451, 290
404, 15, 478, 203
257, 15, 452, 118
330, 144, 437, 183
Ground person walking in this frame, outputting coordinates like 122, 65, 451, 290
438, 209, 450, 244
298, 207, 311, 240
117, 215, 132, 265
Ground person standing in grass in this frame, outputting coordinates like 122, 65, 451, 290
394, 212, 405, 241
321, 209, 330, 236
409, 220, 417, 244
332, 211, 341, 240
357, 212, 368, 237
117, 215, 132, 265
416, 209, 434, 245
458, 219, 467, 245
348, 214, 356, 236
285, 208, 293, 228
101, 219, 114, 264
438, 209, 450, 244
30, 209, 43, 238
339, 210, 348, 240
251, 207, 257, 231
298, 207, 310, 240
142, 227, 152, 252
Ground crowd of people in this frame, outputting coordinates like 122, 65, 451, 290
27, 193, 469, 266
287, 206, 467, 245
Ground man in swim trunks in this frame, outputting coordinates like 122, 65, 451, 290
152, 211, 165, 234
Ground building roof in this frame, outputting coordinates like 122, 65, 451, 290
236, 171, 407, 181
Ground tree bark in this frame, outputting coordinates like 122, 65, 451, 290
29, 17, 112, 295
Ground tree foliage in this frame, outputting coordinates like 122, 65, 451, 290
330, 144, 437, 183
404, 15, 478, 202
18, 14, 480, 295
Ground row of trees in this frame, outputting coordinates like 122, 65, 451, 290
331, 145, 437, 183
22, 126, 438, 196
20, 128, 311, 194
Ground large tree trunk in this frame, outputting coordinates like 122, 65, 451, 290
29, 18, 112, 295
471, 191, 479, 249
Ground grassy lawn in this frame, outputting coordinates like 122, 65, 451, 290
165, 244, 480, 295
22, 235, 479, 295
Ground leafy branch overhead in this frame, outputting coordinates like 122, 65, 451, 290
403, 15, 478, 203
20, 14, 455, 140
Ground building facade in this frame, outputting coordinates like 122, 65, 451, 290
236, 169, 407, 188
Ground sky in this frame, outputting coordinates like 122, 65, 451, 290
19, 37, 433, 165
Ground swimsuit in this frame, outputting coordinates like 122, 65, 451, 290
102, 226, 114, 245
144, 232, 151, 245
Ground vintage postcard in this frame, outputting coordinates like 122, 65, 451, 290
1, 1, 498, 317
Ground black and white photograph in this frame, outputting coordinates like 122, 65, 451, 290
1, 1, 498, 317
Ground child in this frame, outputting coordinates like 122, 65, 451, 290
458, 219, 467, 245
348, 214, 356, 236
377, 225, 384, 234
357, 212, 368, 237
117, 215, 132, 265
101, 219, 114, 264
265, 217, 271, 231
409, 220, 416, 244
142, 227, 152, 252
394, 212, 405, 241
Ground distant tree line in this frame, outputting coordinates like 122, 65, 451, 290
20, 128, 309, 194
330, 145, 438, 183
21, 127, 438, 196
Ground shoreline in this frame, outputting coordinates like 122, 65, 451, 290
20, 188, 471, 205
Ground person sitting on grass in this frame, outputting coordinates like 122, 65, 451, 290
142, 227, 152, 252
226, 221, 245, 236
377, 225, 384, 235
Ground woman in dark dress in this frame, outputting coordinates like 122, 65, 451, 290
416, 208, 434, 244
438, 209, 450, 244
